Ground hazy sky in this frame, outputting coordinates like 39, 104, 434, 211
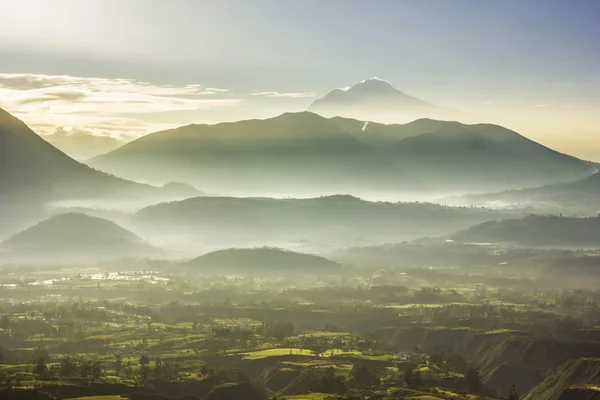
1, 0, 599, 158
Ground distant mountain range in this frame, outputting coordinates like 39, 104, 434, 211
131, 195, 510, 250
307, 77, 454, 123
89, 111, 593, 196
0, 213, 159, 263
451, 214, 600, 248
448, 172, 600, 216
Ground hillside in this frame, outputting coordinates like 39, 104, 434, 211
132, 195, 509, 250
88, 111, 591, 196
0, 213, 158, 263
451, 215, 600, 248
483, 364, 544, 399
523, 358, 600, 400
188, 247, 340, 274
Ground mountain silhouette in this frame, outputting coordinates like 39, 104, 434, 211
0, 107, 158, 204
0, 212, 159, 263
387, 120, 592, 191
307, 77, 452, 123
90, 112, 400, 194
89, 112, 591, 195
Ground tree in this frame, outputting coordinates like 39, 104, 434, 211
507, 384, 519, 400
464, 367, 481, 393
59, 356, 77, 378
0, 370, 19, 392
154, 360, 178, 383
115, 354, 123, 377
350, 364, 376, 387
200, 364, 209, 376
90, 360, 103, 380
267, 321, 295, 341
32, 356, 47, 380
136, 365, 151, 387
412, 369, 422, 388
403, 365, 415, 388
316, 367, 344, 394
140, 354, 150, 366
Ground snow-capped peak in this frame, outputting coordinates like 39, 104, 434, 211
360, 76, 389, 84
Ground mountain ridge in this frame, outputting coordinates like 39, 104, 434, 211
89, 111, 592, 195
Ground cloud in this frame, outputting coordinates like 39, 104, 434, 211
16, 88, 88, 105
250, 91, 316, 98
0, 72, 242, 138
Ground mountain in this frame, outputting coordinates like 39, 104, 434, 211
307, 77, 452, 123
188, 247, 340, 275
0, 212, 159, 263
132, 195, 509, 251
451, 215, 600, 248
0, 108, 208, 237
387, 121, 592, 191
89, 112, 401, 195
0, 108, 156, 204
88, 112, 592, 196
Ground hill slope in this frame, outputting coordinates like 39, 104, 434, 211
523, 358, 600, 400
189, 247, 340, 274
89, 112, 591, 195
0, 213, 158, 263
451, 215, 600, 248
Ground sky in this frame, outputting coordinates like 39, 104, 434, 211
1, 0, 599, 159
